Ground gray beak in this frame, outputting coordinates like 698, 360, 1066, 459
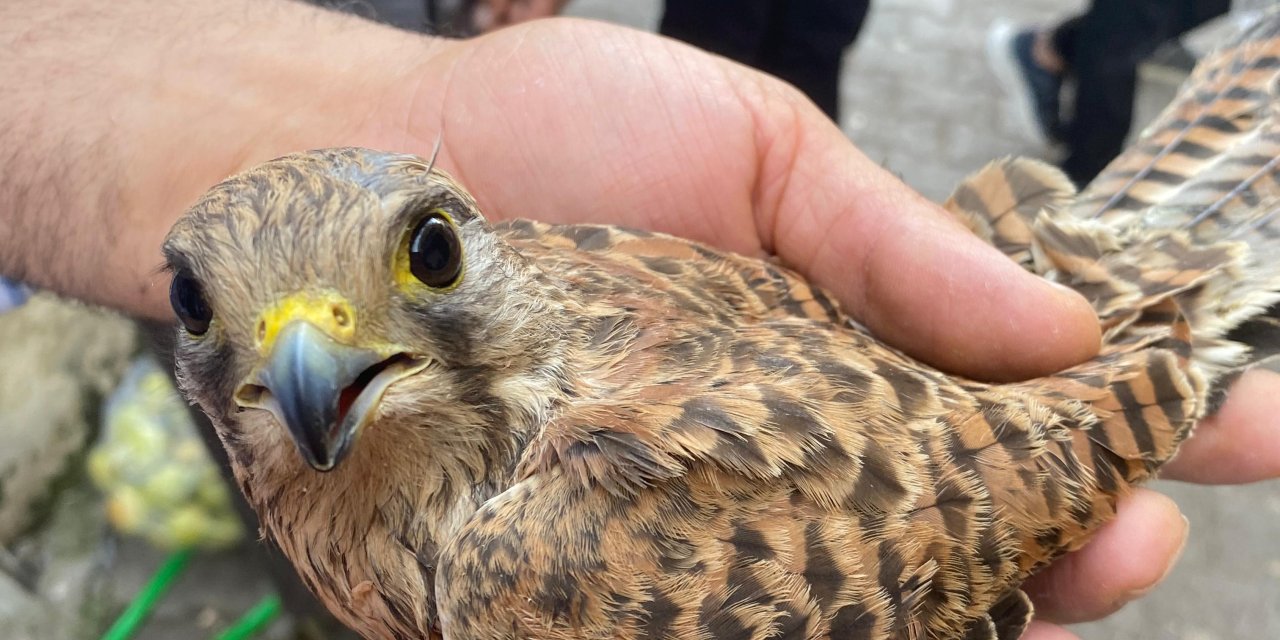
237, 322, 382, 471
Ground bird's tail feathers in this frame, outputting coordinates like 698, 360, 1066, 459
992, 299, 1201, 564
1027, 297, 1202, 482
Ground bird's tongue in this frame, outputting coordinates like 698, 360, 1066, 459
337, 383, 364, 427
334, 355, 403, 429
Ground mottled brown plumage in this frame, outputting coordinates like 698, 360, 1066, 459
164, 12, 1280, 640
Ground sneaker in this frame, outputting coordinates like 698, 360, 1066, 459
986, 20, 1064, 146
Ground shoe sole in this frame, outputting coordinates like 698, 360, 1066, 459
985, 20, 1052, 147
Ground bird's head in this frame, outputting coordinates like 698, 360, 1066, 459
163, 148, 568, 478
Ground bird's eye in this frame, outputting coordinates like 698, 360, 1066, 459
407, 213, 463, 289
170, 270, 212, 335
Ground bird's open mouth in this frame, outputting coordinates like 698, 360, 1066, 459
236, 353, 428, 471
333, 353, 427, 437
233, 321, 431, 471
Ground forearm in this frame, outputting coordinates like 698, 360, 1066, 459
0, 0, 453, 319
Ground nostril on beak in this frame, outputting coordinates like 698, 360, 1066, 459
331, 304, 350, 327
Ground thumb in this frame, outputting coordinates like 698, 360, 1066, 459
755, 100, 1100, 381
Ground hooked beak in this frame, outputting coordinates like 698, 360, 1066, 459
235, 320, 426, 472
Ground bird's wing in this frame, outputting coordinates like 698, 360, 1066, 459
1071, 10, 1280, 232
497, 219, 847, 325
1062, 12, 1280, 383
438, 430, 1022, 640
436, 300, 1196, 639
942, 157, 1077, 272
948, 13, 1280, 383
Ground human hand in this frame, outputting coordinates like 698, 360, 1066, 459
4, 4, 1276, 635
414, 22, 1280, 637
471, 0, 570, 32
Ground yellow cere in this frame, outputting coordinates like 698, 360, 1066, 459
256, 291, 357, 355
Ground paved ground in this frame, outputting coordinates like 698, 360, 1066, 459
563, 1, 1280, 638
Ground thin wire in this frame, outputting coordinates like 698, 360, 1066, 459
1226, 200, 1280, 238
1183, 153, 1280, 229
426, 129, 444, 175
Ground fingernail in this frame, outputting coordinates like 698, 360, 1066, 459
1043, 279, 1094, 311
1045, 279, 1076, 295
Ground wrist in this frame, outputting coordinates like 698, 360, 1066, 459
120, 10, 457, 318
1, 0, 459, 319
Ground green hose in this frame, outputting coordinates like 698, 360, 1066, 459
212, 594, 282, 640
100, 548, 193, 640
99, 546, 281, 640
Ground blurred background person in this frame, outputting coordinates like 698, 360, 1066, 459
658, 0, 870, 120
466, 0, 870, 121
987, 0, 1231, 185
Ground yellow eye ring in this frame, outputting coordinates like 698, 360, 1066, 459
395, 209, 464, 292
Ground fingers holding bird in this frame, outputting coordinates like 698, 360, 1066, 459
421, 19, 1105, 385
1023, 489, 1189, 624
1023, 620, 1084, 640
727, 71, 1103, 383
1163, 368, 1280, 485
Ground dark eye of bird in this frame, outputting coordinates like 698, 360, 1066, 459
169, 270, 212, 335
408, 213, 463, 288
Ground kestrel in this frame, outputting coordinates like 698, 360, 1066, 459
163, 13, 1280, 640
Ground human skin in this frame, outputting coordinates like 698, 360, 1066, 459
2, 1, 1277, 637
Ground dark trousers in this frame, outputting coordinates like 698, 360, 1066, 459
660, 0, 871, 120
1051, 0, 1230, 184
